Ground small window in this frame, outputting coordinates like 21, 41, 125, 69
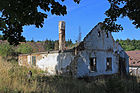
98, 31, 101, 37
90, 57, 97, 71
32, 56, 36, 66
106, 32, 109, 38
106, 57, 112, 71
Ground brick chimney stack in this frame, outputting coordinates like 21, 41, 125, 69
59, 21, 65, 51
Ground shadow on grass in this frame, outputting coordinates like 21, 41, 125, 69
33, 74, 140, 93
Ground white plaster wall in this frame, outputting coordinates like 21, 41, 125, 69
76, 50, 118, 77
55, 52, 74, 73
36, 52, 74, 75
76, 24, 121, 77
36, 53, 59, 75
27, 55, 31, 65
84, 25, 115, 50
129, 67, 140, 76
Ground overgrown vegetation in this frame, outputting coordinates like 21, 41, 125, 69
0, 59, 140, 93
44, 39, 57, 51
0, 43, 15, 59
0, 35, 3, 40
0, 60, 41, 93
44, 39, 73, 51
0, 39, 73, 57
0, 38, 139, 61
16, 43, 33, 54
0, 43, 33, 61
116, 39, 140, 51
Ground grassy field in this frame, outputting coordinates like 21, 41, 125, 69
0, 59, 140, 93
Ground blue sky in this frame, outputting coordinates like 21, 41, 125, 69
22, 0, 140, 42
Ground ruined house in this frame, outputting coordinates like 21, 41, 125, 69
126, 50, 140, 76
18, 21, 129, 77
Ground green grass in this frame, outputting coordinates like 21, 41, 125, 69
0, 59, 140, 93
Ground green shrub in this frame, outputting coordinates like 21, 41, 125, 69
16, 43, 33, 54
0, 43, 14, 59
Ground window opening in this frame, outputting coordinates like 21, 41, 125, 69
32, 56, 36, 66
106, 57, 112, 71
90, 57, 97, 71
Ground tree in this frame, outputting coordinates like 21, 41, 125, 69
66, 39, 73, 48
54, 40, 59, 50
0, 0, 139, 45
44, 39, 54, 51
103, 0, 140, 32
116, 39, 140, 51
0, 0, 80, 45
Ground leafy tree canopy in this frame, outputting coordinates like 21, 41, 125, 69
103, 0, 140, 32
0, 0, 80, 45
116, 39, 140, 51
0, 0, 139, 45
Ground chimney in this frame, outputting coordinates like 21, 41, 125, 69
59, 21, 65, 51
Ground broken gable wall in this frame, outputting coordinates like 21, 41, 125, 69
76, 24, 121, 77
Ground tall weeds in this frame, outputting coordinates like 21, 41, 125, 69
0, 60, 40, 92
0, 60, 140, 93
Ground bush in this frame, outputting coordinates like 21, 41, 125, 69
0, 43, 14, 59
16, 43, 33, 54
